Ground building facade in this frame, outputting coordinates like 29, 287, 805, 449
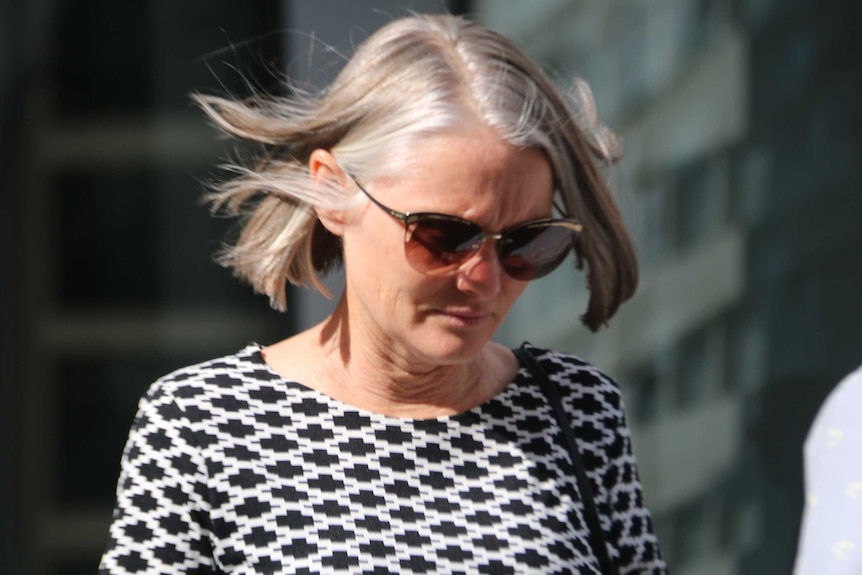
482, 1, 862, 574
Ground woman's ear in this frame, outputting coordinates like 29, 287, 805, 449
309, 148, 349, 236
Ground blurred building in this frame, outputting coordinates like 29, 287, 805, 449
487, 1, 862, 574
2, 1, 860, 574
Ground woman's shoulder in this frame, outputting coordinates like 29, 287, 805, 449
520, 343, 618, 385
518, 342, 623, 406
142, 343, 284, 409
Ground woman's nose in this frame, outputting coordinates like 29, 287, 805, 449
455, 241, 503, 298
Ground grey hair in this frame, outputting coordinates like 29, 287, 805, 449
194, 13, 636, 331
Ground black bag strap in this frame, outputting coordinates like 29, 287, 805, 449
514, 346, 616, 575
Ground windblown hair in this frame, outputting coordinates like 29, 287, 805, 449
195, 13, 637, 331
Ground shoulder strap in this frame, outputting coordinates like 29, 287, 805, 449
514, 346, 616, 575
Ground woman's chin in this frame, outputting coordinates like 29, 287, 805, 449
406, 330, 493, 366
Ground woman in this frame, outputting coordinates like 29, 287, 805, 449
100, 14, 666, 574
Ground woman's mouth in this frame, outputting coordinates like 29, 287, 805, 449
438, 309, 491, 327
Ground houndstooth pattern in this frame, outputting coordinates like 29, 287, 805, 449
99, 343, 665, 574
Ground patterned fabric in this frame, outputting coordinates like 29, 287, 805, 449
99, 343, 665, 574
794, 366, 862, 575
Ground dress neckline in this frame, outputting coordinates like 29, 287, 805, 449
242, 342, 533, 424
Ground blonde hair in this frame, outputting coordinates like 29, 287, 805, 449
195, 13, 637, 331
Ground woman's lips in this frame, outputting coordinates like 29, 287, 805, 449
438, 309, 491, 327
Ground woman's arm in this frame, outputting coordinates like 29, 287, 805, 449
99, 383, 216, 574
545, 348, 667, 574
601, 395, 666, 574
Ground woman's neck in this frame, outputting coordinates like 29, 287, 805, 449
313, 304, 507, 418
260, 297, 517, 419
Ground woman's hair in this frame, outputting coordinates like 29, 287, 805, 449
194, 13, 637, 332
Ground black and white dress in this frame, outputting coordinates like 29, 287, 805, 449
99, 343, 666, 574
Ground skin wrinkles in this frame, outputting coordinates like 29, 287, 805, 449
265, 126, 554, 419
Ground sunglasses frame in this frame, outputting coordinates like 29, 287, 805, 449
344, 170, 583, 280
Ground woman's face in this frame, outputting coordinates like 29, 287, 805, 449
336, 128, 555, 368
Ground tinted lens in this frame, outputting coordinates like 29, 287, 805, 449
404, 215, 579, 281
499, 223, 578, 280
404, 215, 484, 274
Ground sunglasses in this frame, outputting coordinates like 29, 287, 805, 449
346, 172, 583, 281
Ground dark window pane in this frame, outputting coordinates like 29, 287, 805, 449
54, 0, 284, 117
55, 354, 204, 507
52, 557, 100, 575
56, 171, 159, 306
152, 0, 286, 111
55, 1, 153, 115
54, 169, 265, 309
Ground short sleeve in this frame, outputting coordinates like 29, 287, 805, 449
794, 367, 862, 575
535, 346, 667, 574
99, 382, 216, 574
601, 392, 666, 574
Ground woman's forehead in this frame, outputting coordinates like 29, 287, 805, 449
360, 133, 554, 222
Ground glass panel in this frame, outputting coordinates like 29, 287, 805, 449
55, 170, 158, 306
55, 353, 205, 507
52, 558, 101, 575
54, 1, 153, 115
54, 0, 284, 116
54, 169, 264, 309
